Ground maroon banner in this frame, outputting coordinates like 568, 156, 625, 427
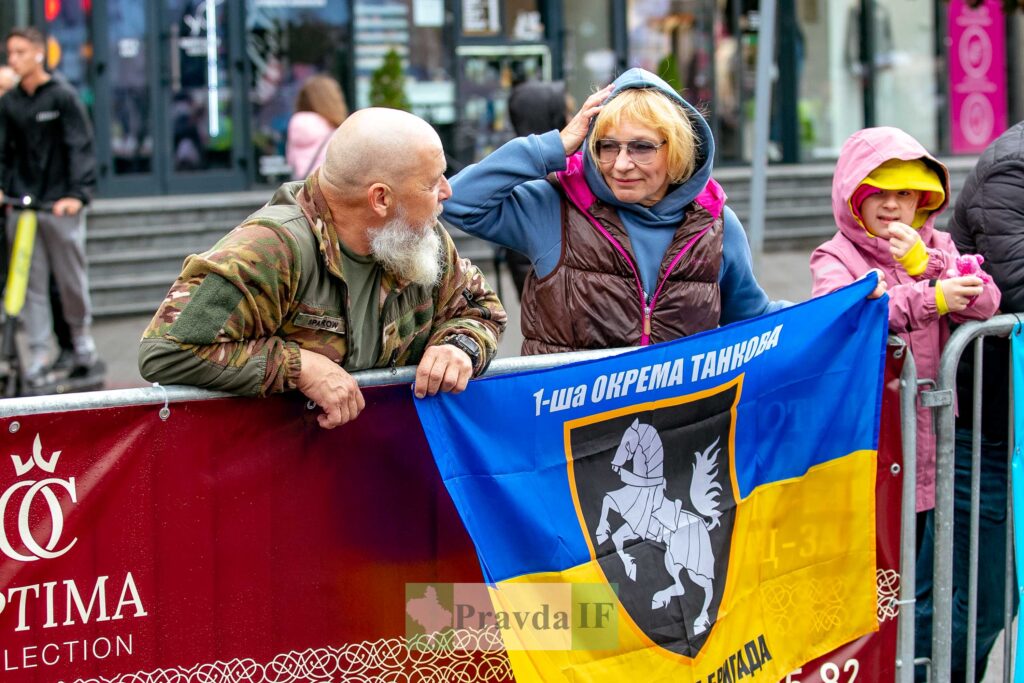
1, 360, 903, 682
0, 386, 512, 682
780, 351, 905, 683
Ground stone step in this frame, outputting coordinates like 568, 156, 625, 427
87, 221, 233, 256
95, 297, 167, 318
88, 208, 255, 234
88, 192, 265, 231
731, 199, 835, 218
720, 178, 834, 199
88, 248, 190, 280
90, 273, 178, 318
723, 184, 834, 203
718, 157, 975, 198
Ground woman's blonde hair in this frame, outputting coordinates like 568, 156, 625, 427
588, 88, 699, 184
295, 74, 349, 128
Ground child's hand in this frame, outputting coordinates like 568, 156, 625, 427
888, 222, 921, 260
939, 276, 985, 313
865, 268, 887, 299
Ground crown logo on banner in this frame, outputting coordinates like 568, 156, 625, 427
11, 433, 62, 476
1, 434, 78, 562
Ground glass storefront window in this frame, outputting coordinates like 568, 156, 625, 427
799, 0, 939, 159
353, 0, 454, 129
624, 0, 945, 161
712, 2, 742, 162
167, 0, 233, 173
871, 1, 939, 151
454, 44, 550, 163
247, 0, 352, 182
44, 0, 94, 108
629, 0, 751, 160
627, 0, 715, 109
505, 0, 543, 41
798, 0, 867, 159
108, 0, 152, 174
18, 0, 1021, 200
563, 0, 614, 108
451, 0, 550, 166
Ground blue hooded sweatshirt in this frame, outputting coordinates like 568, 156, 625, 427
442, 68, 783, 326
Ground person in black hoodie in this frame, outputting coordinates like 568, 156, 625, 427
915, 120, 1024, 681
0, 27, 98, 383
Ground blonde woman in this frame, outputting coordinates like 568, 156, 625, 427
286, 74, 348, 180
443, 68, 784, 354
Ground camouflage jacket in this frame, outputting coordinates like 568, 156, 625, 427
138, 176, 506, 396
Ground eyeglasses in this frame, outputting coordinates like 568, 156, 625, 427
594, 139, 667, 165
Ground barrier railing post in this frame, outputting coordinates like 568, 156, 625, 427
929, 369, 957, 683
1003, 335, 1015, 683
896, 338, 919, 683
966, 339, 983, 683
929, 314, 1022, 683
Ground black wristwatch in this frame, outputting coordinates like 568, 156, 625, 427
442, 333, 484, 374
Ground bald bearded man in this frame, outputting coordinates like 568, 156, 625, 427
139, 108, 506, 428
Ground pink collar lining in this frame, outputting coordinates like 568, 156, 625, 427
555, 151, 726, 219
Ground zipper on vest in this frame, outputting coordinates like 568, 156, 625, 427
642, 296, 652, 345
644, 225, 715, 344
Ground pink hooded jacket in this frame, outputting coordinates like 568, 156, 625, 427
810, 127, 1001, 512
286, 111, 335, 180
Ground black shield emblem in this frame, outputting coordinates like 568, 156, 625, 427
566, 380, 739, 657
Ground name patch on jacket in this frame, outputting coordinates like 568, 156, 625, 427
294, 312, 345, 334
35, 110, 60, 123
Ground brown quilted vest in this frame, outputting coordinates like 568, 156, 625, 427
520, 174, 723, 356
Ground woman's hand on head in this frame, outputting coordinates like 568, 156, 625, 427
559, 84, 614, 156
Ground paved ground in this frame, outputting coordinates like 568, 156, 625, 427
93, 246, 816, 389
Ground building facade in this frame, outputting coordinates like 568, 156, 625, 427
3, 0, 1021, 197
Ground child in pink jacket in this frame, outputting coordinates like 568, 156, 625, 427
810, 126, 1000, 513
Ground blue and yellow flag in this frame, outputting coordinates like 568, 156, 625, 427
415, 277, 887, 682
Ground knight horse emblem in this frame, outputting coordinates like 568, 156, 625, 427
568, 382, 738, 656
595, 419, 722, 635
650, 436, 722, 635
594, 419, 666, 581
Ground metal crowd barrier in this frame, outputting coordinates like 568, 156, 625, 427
918, 313, 1022, 683
0, 348, 634, 418
0, 327, 1015, 683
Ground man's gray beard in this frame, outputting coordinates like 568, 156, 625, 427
368, 208, 442, 288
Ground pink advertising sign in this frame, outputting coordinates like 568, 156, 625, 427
948, 0, 1008, 153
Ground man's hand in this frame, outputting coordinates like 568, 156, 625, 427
53, 197, 83, 216
296, 349, 365, 429
887, 222, 920, 260
939, 276, 985, 313
865, 268, 887, 299
414, 344, 473, 399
